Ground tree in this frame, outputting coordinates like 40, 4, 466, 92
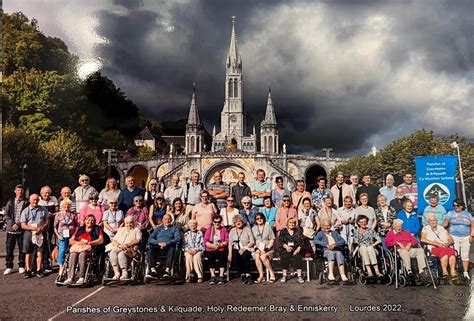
136, 145, 157, 158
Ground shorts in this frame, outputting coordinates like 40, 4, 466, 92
430, 247, 456, 259
22, 231, 44, 254
252, 249, 274, 260
452, 235, 470, 261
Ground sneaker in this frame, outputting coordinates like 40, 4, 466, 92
245, 276, 254, 285
217, 276, 225, 285
162, 272, 171, 279
145, 273, 157, 281
36, 270, 45, 278
463, 272, 470, 280
112, 272, 120, 280
63, 278, 73, 285
208, 277, 216, 285
120, 270, 129, 280
328, 274, 336, 281
23, 271, 33, 279
197, 278, 203, 283
44, 266, 53, 273
75, 277, 85, 285
19, 267, 26, 274
3, 268, 13, 275
280, 276, 287, 283
298, 276, 305, 284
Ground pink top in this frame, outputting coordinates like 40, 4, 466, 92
275, 207, 298, 231
385, 229, 418, 248
291, 191, 312, 211
203, 225, 229, 252
126, 207, 149, 231
192, 202, 217, 231
79, 205, 104, 225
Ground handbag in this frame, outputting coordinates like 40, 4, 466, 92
70, 243, 92, 253
123, 246, 138, 259
303, 227, 316, 239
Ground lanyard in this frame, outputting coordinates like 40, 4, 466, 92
257, 225, 264, 240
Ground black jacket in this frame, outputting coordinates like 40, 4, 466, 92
3, 198, 29, 232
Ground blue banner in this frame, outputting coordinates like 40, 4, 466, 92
415, 156, 458, 215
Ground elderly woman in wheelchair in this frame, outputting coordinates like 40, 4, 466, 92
107, 216, 142, 280
421, 213, 457, 281
353, 215, 383, 278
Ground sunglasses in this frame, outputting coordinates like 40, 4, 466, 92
134, 200, 143, 203
81, 180, 89, 182
150, 183, 157, 186
109, 202, 117, 204
227, 199, 234, 202
213, 221, 221, 224
256, 217, 264, 220
454, 204, 461, 207
242, 202, 250, 204
90, 198, 99, 201
283, 199, 290, 202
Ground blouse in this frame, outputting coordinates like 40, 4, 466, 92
375, 206, 397, 236
271, 188, 291, 208
228, 227, 255, 251
220, 208, 240, 227
251, 223, 275, 247
279, 228, 305, 250
259, 206, 277, 227
183, 230, 205, 251
54, 211, 77, 238
112, 227, 142, 247
353, 228, 380, 247
126, 207, 149, 230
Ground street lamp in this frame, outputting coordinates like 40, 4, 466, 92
21, 164, 27, 186
450, 141, 467, 205
102, 149, 116, 178
322, 147, 333, 159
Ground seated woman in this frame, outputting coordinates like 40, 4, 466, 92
148, 194, 167, 229
275, 196, 298, 235
183, 219, 205, 283
422, 214, 457, 280
54, 199, 77, 276
127, 195, 149, 248
314, 219, 349, 282
146, 214, 180, 279
204, 215, 229, 285
220, 197, 240, 229
353, 215, 382, 278
316, 196, 342, 231
108, 216, 142, 280
259, 196, 277, 228
64, 215, 104, 285
102, 197, 124, 240
228, 215, 255, 284
397, 199, 420, 237
239, 196, 257, 227
385, 219, 427, 278
279, 218, 305, 284
298, 197, 317, 254
251, 213, 276, 283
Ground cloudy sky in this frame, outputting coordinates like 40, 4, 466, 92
5, 0, 474, 156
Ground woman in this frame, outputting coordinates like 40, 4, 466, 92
353, 215, 382, 278
275, 196, 297, 234
317, 196, 341, 231
126, 196, 149, 248
239, 196, 257, 227
291, 179, 312, 212
73, 174, 98, 212
192, 190, 217, 232
259, 196, 277, 228
54, 199, 77, 276
314, 219, 349, 282
354, 193, 376, 230
228, 215, 255, 284
251, 213, 276, 283
148, 194, 167, 229
271, 176, 291, 208
279, 218, 305, 283
442, 199, 474, 279
108, 216, 142, 280
298, 197, 318, 254
99, 177, 121, 210
144, 178, 159, 208
168, 198, 189, 233
397, 200, 420, 237
102, 198, 124, 240
220, 197, 240, 229
183, 219, 205, 283
78, 193, 104, 226
64, 215, 104, 285
204, 215, 229, 285
422, 214, 457, 280
375, 194, 397, 247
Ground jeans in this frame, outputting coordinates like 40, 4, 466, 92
5, 232, 26, 269
57, 238, 70, 265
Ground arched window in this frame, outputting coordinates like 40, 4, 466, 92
233, 79, 238, 98
228, 79, 233, 98
269, 136, 273, 154
263, 136, 267, 153
191, 136, 195, 153
186, 136, 189, 153
274, 137, 277, 154
196, 136, 200, 152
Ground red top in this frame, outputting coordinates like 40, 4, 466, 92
385, 229, 417, 248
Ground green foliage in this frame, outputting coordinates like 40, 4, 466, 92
136, 145, 157, 158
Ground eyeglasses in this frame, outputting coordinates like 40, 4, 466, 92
213, 221, 221, 224
242, 202, 250, 205
150, 183, 157, 186
134, 200, 143, 203
255, 217, 263, 220
109, 202, 117, 204
81, 180, 89, 182
454, 204, 461, 207
227, 199, 234, 202
90, 198, 99, 201
283, 199, 290, 202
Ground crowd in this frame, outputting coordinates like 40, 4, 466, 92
2, 169, 473, 286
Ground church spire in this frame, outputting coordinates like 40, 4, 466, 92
226, 16, 242, 72
187, 82, 200, 125
262, 87, 277, 125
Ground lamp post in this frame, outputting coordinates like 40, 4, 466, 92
450, 142, 467, 205
102, 149, 116, 178
322, 147, 333, 159
21, 164, 27, 186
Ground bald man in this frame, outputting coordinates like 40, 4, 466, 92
379, 174, 396, 203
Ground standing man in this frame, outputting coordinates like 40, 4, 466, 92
355, 174, 379, 208
3, 185, 29, 275
206, 171, 230, 211
349, 174, 360, 206
330, 172, 352, 209
20, 194, 50, 278
118, 176, 145, 213
231, 172, 251, 210
390, 187, 409, 213
311, 177, 333, 211
184, 171, 204, 216
379, 174, 396, 204
164, 175, 184, 205
398, 172, 418, 211
422, 194, 447, 226
250, 169, 271, 210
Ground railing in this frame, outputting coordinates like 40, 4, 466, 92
268, 158, 295, 187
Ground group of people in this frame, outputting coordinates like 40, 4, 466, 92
2, 169, 473, 286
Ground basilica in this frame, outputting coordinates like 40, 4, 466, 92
114, 17, 346, 190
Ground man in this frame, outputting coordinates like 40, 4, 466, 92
206, 171, 230, 211
231, 172, 252, 209
385, 219, 428, 278
349, 174, 360, 205
3, 185, 29, 275
20, 194, 50, 278
390, 187, 409, 213
146, 214, 181, 279
311, 177, 333, 211
379, 174, 396, 204
164, 175, 184, 204
398, 172, 418, 211
330, 172, 352, 209
184, 171, 204, 216
355, 174, 379, 208
250, 169, 271, 210
118, 176, 144, 213
337, 196, 355, 247
58, 186, 76, 213
38, 185, 58, 273
422, 194, 447, 226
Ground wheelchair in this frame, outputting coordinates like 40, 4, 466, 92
352, 244, 392, 285
144, 243, 185, 285
102, 246, 146, 286
315, 244, 355, 285
422, 244, 469, 286
55, 246, 105, 287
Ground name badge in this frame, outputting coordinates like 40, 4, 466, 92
288, 241, 295, 247
62, 229, 70, 238
258, 242, 266, 251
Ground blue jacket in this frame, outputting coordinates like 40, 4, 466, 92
314, 230, 346, 248
148, 224, 180, 247
397, 210, 420, 237
118, 188, 145, 213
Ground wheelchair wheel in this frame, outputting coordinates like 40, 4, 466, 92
319, 272, 324, 284
399, 275, 407, 287
385, 274, 393, 285
102, 257, 112, 285
358, 274, 367, 285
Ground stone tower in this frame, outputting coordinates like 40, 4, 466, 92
260, 88, 279, 154
185, 84, 204, 154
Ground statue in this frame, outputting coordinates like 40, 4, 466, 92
283, 143, 287, 154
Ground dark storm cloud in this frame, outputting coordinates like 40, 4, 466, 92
5, 0, 474, 156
